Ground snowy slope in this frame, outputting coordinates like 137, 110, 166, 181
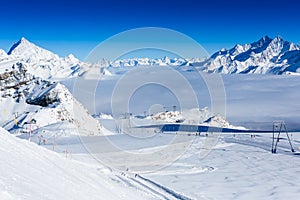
0, 49, 9, 62
24, 82, 105, 136
0, 127, 151, 200
8, 37, 59, 60
201, 36, 300, 75
0, 65, 106, 136
144, 132, 300, 200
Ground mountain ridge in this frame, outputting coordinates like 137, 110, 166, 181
201, 35, 300, 75
1, 36, 300, 76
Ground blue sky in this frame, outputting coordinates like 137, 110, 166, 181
1, 0, 300, 60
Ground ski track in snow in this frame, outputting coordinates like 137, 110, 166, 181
115, 173, 192, 200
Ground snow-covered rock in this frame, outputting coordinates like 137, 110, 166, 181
0, 66, 105, 136
94, 113, 114, 120
148, 107, 243, 129
150, 111, 183, 123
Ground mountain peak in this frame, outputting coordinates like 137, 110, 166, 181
262, 35, 272, 40
20, 37, 29, 43
7, 37, 58, 61
8, 37, 32, 55
257, 35, 272, 44
271, 35, 285, 43
275, 35, 283, 40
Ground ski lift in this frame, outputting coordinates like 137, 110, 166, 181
271, 121, 295, 154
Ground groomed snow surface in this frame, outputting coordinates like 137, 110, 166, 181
0, 127, 154, 200
2, 124, 300, 200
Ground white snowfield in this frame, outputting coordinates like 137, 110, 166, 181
0, 127, 153, 200
144, 133, 300, 200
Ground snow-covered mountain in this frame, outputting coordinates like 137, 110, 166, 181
147, 108, 245, 129
8, 37, 59, 60
103, 36, 300, 75
0, 64, 105, 136
2, 36, 300, 77
1, 37, 91, 79
0, 38, 198, 80
201, 36, 300, 75
109, 57, 195, 67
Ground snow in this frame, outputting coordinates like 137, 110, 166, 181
0, 127, 153, 200
95, 113, 114, 120
8, 37, 59, 61
143, 133, 300, 199
34, 126, 300, 199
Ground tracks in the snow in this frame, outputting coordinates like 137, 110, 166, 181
116, 173, 192, 200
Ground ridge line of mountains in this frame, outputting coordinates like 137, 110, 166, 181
1, 35, 300, 79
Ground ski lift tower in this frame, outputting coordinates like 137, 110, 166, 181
271, 121, 295, 154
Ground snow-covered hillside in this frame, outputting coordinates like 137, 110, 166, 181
0, 127, 151, 200
0, 64, 105, 136
201, 36, 300, 75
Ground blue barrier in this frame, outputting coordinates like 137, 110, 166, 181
137, 123, 273, 133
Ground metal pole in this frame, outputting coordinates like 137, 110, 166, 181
272, 123, 275, 153
273, 123, 282, 154
29, 117, 32, 142
283, 123, 295, 152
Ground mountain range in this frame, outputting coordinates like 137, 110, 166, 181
1, 36, 300, 78
200, 35, 300, 75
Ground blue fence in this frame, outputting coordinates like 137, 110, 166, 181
137, 124, 273, 133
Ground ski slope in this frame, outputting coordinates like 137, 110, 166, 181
0, 127, 154, 200
28, 123, 300, 200
144, 133, 300, 199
